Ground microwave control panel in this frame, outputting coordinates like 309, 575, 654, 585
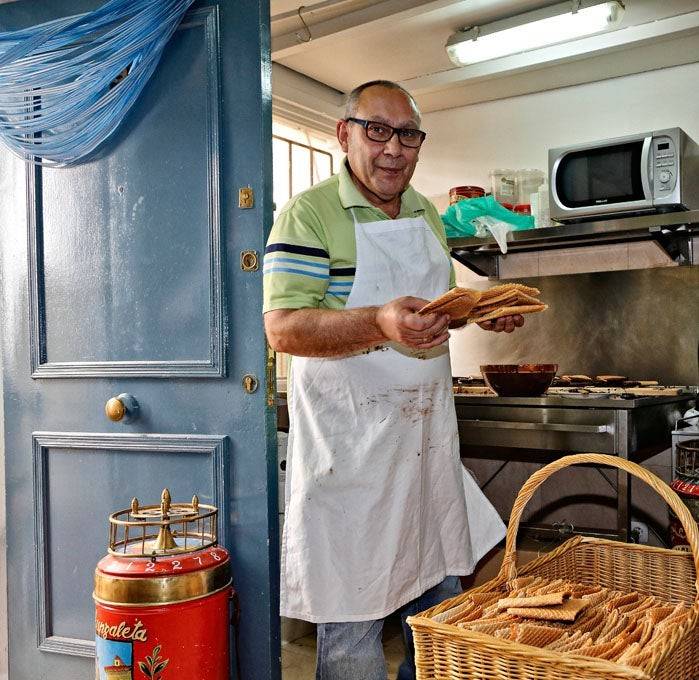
653, 136, 677, 194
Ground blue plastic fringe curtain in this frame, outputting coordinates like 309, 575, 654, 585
0, 0, 196, 167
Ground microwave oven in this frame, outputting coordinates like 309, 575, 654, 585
549, 128, 699, 223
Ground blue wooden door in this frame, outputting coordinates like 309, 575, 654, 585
0, 1, 279, 678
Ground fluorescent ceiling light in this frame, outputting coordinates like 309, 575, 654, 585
446, 1, 625, 67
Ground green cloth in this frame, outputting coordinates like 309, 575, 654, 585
263, 159, 454, 312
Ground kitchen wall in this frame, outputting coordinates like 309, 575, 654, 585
410, 61, 699, 384
413, 61, 699, 200
449, 265, 698, 384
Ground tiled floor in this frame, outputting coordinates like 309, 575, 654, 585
282, 616, 406, 680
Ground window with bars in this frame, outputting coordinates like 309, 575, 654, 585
272, 135, 334, 217
271, 135, 336, 390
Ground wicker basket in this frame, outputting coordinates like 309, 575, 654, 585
408, 453, 699, 680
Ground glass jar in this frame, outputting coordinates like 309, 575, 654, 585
449, 185, 485, 205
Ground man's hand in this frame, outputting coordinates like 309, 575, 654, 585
477, 315, 525, 333
376, 296, 450, 349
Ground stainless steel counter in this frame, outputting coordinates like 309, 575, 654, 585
456, 393, 695, 542
455, 393, 693, 409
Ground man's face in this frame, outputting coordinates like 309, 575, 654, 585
337, 87, 422, 205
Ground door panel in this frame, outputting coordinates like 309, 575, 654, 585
35, 433, 226, 653
31, 7, 224, 377
0, 2, 279, 679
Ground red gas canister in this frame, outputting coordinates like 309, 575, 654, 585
94, 490, 232, 680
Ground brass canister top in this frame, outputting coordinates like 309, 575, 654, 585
108, 488, 218, 557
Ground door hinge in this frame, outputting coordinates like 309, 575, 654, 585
266, 345, 276, 408
238, 186, 254, 209
240, 250, 259, 272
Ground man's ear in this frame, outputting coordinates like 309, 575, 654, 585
336, 119, 349, 153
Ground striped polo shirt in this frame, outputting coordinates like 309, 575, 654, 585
263, 159, 454, 313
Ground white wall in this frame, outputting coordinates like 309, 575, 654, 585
413, 61, 699, 207
408, 61, 699, 379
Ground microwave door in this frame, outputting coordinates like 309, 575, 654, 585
552, 138, 653, 219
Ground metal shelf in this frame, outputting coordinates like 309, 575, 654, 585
449, 210, 699, 277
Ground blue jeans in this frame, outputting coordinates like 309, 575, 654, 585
315, 576, 462, 680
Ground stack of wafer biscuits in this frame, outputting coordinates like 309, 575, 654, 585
418, 283, 547, 324
444, 577, 688, 670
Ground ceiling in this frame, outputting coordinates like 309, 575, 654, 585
1, 0, 697, 132
270, 0, 699, 131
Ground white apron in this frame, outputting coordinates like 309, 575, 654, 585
281, 209, 505, 623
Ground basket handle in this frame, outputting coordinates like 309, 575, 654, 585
497, 453, 699, 599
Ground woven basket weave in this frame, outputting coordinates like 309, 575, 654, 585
408, 453, 699, 680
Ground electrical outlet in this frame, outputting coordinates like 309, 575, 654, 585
631, 521, 648, 544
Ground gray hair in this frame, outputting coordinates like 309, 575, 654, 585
344, 80, 421, 125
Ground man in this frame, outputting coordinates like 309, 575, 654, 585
264, 80, 523, 680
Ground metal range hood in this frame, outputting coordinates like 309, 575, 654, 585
449, 210, 699, 279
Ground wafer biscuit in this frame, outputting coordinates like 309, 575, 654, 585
474, 289, 542, 310
496, 592, 571, 610
580, 588, 610, 608
617, 645, 655, 668
470, 299, 521, 315
636, 620, 655, 647
418, 287, 482, 319
571, 584, 604, 597
462, 618, 517, 635
531, 579, 569, 595
479, 283, 540, 299
437, 600, 478, 625
617, 596, 656, 616
645, 606, 675, 625
507, 576, 540, 592
507, 598, 589, 622
655, 610, 689, 632
605, 592, 639, 611
597, 614, 629, 643
468, 592, 502, 606
547, 631, 592, 653
576, 640, 620, 658
470, 291, 544, 317
458, 606, 484, 623
473, 291, 520, 309
466, 303, 548, 324
570, 609, 605, 636
515, 624, 565, 647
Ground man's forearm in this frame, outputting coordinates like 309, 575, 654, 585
265, 307, 386, 357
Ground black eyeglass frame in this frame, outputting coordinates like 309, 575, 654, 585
345, 117, 427, 148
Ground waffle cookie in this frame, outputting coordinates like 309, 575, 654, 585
418, 283, 547, 324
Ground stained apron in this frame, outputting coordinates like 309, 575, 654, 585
281, 209, 505, 623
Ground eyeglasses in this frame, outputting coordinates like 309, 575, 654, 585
346, 117, 426, 148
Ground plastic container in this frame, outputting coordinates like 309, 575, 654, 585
535, 180, 551, 228
529, 191, 540, 225
489, 169, 516, 208
516, 169, 545, 206
449, 185, 485, 205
